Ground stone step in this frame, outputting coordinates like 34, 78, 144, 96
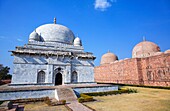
67, 101, 93, 111
57, 88, 77, 102
56, 87, 92, 111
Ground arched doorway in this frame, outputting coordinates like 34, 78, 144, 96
71, 71, 78, 83
55, 73, 62, 85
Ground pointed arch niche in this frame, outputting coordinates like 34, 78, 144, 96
71, 71, 78, 83
37, 70, 45, 83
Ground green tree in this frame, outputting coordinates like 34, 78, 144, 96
0, 66, 11, 80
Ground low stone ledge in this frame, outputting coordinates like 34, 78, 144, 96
0, 101, 13, 110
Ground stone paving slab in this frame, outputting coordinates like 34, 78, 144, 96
67, 101, 92, 111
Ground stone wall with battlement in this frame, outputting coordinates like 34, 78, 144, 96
94, 53, 170, 87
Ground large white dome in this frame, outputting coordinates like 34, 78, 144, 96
33, 24, 75, 44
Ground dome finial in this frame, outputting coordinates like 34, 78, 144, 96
54, 17, 56, 24
76, 34, 79, 37
143, 36, 146, 41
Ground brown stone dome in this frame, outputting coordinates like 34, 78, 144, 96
100, 52, 118, 65
132, 41, 160, 58
165, 49, 170, 53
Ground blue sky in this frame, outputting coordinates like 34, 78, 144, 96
0, 0, 170, 73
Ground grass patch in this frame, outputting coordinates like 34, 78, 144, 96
110, 83, 170, 90
24, 102, 68, 111
84, 86, 170, 111
44, 97, 66, 106
11, 97, 66, 106
11, 97, 48, 103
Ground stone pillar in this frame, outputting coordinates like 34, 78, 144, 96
65, 64, 71, 84
46, 64, 53, 84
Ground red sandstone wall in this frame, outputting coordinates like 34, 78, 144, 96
94, 58, 139, 85
141, 53, 170, 86
94, 53, 170, 87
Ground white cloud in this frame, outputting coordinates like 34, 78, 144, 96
17, 38, 23, 42
94, 0, 114, 11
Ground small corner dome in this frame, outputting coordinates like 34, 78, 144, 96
100, 52, 118, 65
33, 23, 75, 44
132, 40, 160, 58
165, 49, 170, 53
74, 37, 82, 46
29, 30, 40, 41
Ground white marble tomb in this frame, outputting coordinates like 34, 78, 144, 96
10, 18, 96, 86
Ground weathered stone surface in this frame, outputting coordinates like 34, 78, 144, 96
132, 41, 160, 58
95, 53, 170, 87
73, 85, 118, 93
56, 88, 77, 102
0, 89, 55, 101
100, 52, 118, 65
